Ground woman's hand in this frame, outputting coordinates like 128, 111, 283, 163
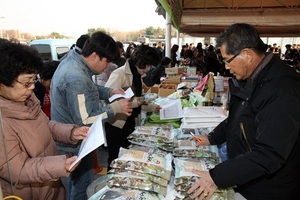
133, 96, 143, 106
70, 126, 89, 142
65, 156, 80, 172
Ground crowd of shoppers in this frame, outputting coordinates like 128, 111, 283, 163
1, 22, 300, 200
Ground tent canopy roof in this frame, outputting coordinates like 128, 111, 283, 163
156, 0, 300, 37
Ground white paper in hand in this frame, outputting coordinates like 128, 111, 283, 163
160, 99, 183, 120
68, 115, 105, 171
108, 87, 134, 102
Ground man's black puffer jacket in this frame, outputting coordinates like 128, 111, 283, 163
208, 54, 300, 200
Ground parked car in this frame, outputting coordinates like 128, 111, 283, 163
30, 39, 76, 62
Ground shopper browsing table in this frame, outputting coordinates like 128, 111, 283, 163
0, 38, 89, 200
188, 23, 300, 200
50, 31, 132, 200
104, 45, 161, 170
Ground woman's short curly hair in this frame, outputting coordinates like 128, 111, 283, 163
0, 38, 43, 87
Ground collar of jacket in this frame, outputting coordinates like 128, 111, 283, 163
230, 53, 274, 101
69, 49, 97, 77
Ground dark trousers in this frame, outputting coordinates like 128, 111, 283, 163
57, 143, 93, 200
105, 117, 135, 171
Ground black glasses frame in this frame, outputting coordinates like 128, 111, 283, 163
223, 52, 240, 65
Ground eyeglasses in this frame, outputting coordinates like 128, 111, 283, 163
223, 52, 240, 65
14, 78, 38, 88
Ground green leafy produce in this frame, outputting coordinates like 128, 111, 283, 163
144, 113, 181, 128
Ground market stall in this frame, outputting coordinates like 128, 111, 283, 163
87, 72, 234, 200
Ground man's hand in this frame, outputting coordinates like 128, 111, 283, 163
118, 98, 133, 116
190, 134, 211, 146
152, 105, 161, 113
109, 88, 125, 97
187, 170, 218, 199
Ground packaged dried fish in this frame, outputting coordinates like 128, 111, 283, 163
172, 139, 221, 163
110, 148, 172, 180
88, 186, 165, 200
128, 139, 175, 152
177, 127, 215, 140
128, 145, 169, 158
88, 185, 131, 200
174, 176, 198, 186
173, 158, 232, 199
127, 126, 175, 144
110, 186, 167, 200
110, 160, 171, 180
174, 183, 194, 192
107, 169, 169, 187
118, 148, 172, 169
120, 188, 165, 200
174, 190, 229, 200
107, 174, 168, 196
172, 148, 218, 160
174, 158, 216, 179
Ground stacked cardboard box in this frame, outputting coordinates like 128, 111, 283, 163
163, 75, 181, 84
165, 67, 184, 75
186, 67, 197, 75
158, 83, 177, 97
146, 84, 159, 94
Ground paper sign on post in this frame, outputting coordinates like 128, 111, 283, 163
68, 114, 105, 171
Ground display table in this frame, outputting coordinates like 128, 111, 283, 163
87, 75, 234, 199
87, 175, 237, 200
87, 176, 108, 199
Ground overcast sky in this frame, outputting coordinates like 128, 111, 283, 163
0, 0, 166, 38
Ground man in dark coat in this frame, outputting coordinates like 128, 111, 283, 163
188, 23, 300, 200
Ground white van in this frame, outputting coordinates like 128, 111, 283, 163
30, 39, 76, 62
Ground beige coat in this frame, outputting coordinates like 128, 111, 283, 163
105, 60, 157, 128
0, 94, 76, 200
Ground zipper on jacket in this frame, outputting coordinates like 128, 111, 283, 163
240, 122, 252, 152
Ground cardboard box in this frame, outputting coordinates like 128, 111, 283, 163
165, 67, 184, 75
146, 85, 159, 94
163, 75, 181, 84
158, 83, 176, 97
186, 67, 197, 75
